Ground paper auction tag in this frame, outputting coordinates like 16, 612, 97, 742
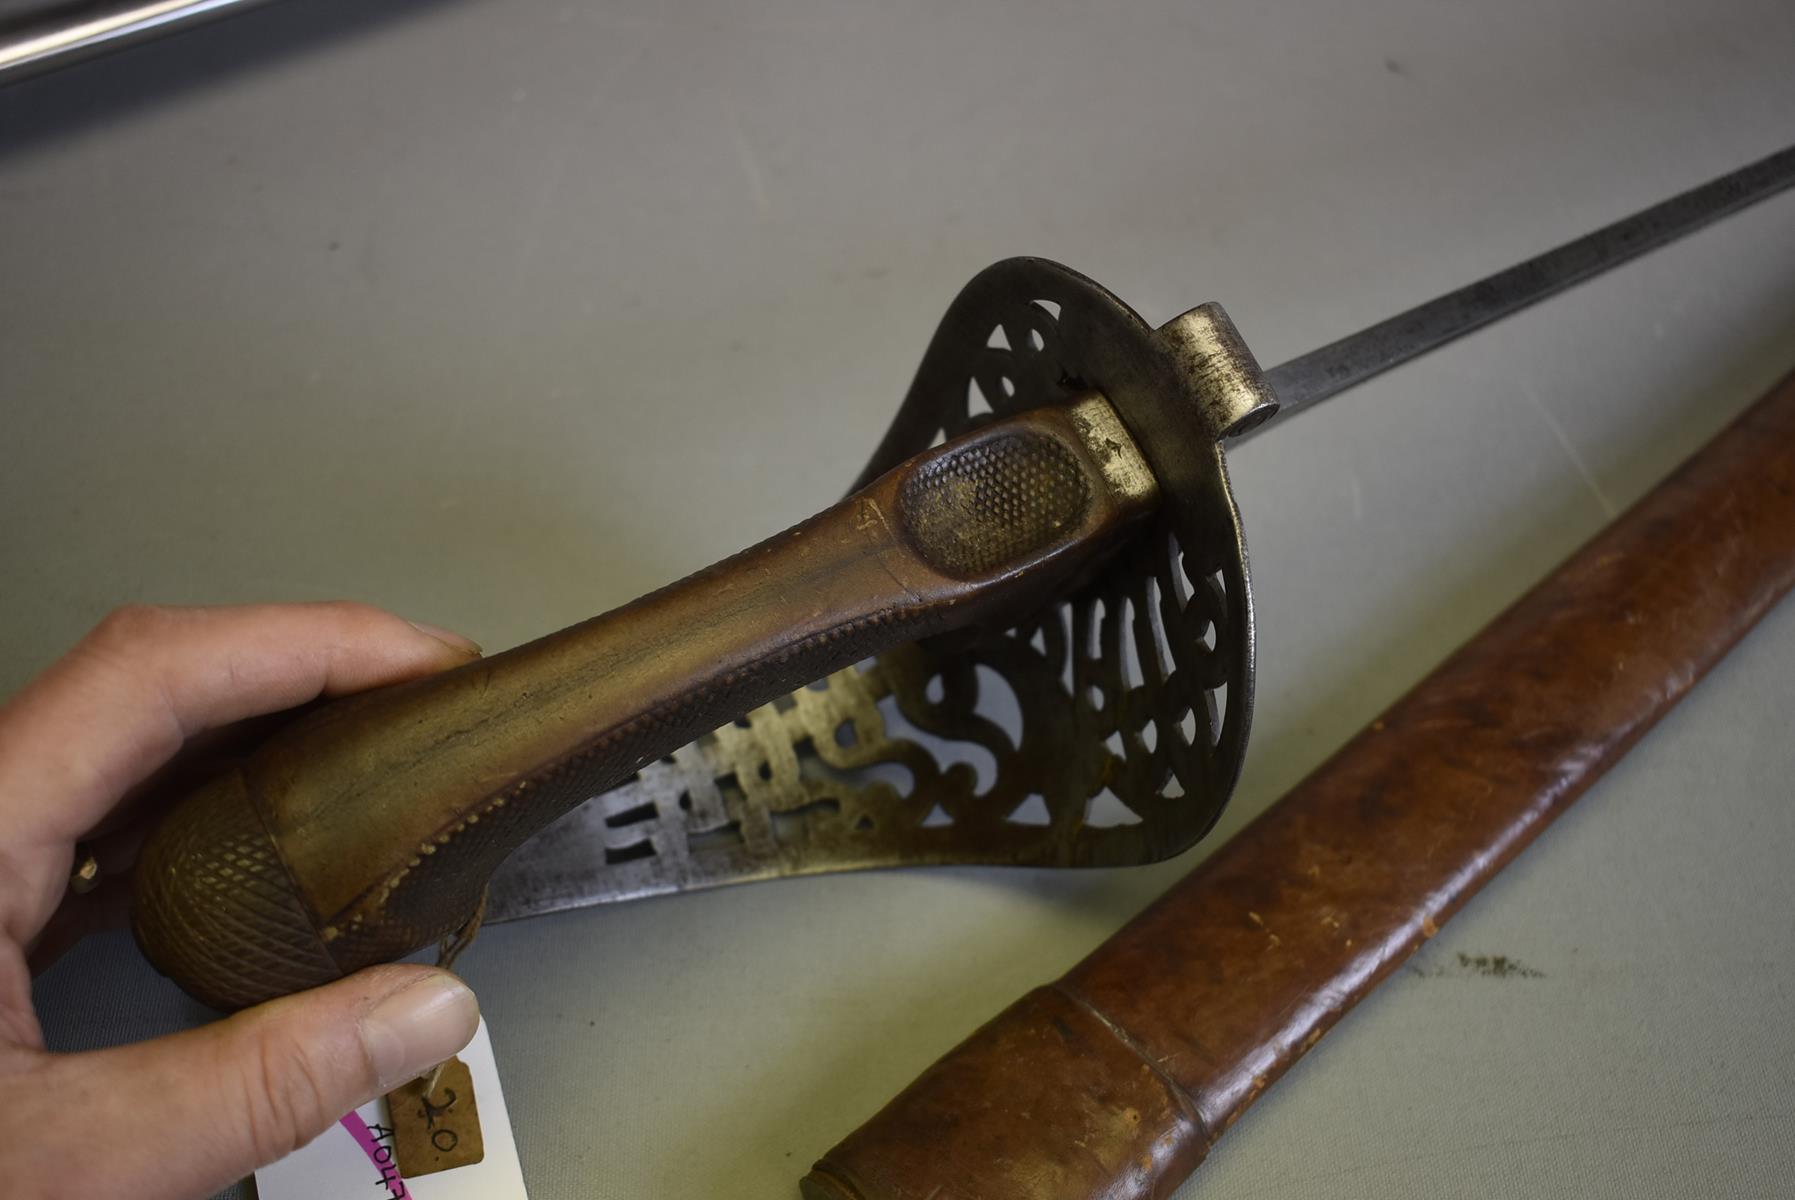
387, 1056, 484, 1176
254, 1018, 528, 1200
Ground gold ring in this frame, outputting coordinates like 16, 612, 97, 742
69, 847, 101, 895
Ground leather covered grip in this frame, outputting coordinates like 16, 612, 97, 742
131, 396, 1159, 1011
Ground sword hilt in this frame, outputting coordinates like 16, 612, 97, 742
131, 395, 1158, 1010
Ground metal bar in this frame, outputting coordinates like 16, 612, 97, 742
1253, 143, 1795, 427
0, 0, 274, 85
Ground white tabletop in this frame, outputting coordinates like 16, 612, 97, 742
6, 2, 1795, 1197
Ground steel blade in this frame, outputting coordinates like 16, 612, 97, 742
1251, 142, 1795, 430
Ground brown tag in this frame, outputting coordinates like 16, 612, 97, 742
385, 1057, 486, 1177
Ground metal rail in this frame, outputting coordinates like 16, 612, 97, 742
0, 0, 274, 84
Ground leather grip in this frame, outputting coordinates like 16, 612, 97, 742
131, 397, 1158, 1010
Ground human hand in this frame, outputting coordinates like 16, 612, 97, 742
0, 603, 486, 1199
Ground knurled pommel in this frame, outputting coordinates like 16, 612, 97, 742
132, 767, 343, 1011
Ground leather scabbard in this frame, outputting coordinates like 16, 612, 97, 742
804, 367, 1795, 1200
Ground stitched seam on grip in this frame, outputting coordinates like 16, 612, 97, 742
1048, 980, 1212, 1147
335, 599, 945, 932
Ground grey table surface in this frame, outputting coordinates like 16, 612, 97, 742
5, 2, 1795, 1197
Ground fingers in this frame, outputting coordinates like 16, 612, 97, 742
1, 965, 479, 1200
0, 604, 480, 950
22, 820, 155, 971
0, 603, 479, 846
24, 879, 132, 976
84, 701, 333, 844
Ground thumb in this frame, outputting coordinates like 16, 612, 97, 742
7, 964, 478, 1200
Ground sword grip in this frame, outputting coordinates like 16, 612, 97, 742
131, 396, 1158, 1010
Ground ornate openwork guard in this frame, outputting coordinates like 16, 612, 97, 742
488, 259, 1271, 918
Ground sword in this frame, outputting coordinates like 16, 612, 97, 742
130, 142, 1795, 1011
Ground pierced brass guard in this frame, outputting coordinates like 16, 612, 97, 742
488, 259, 1271, 919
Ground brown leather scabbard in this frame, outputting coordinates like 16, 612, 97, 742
805, 369, 1795, 1200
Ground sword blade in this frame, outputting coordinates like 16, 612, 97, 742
1252, 142, 1795, 429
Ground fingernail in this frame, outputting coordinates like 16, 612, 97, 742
361, 973, 481, 1091
408, 620, 483, 656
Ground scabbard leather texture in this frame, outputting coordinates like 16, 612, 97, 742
805, 368, 1795, 1200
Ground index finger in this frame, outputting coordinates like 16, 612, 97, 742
0, 602, 480, 855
